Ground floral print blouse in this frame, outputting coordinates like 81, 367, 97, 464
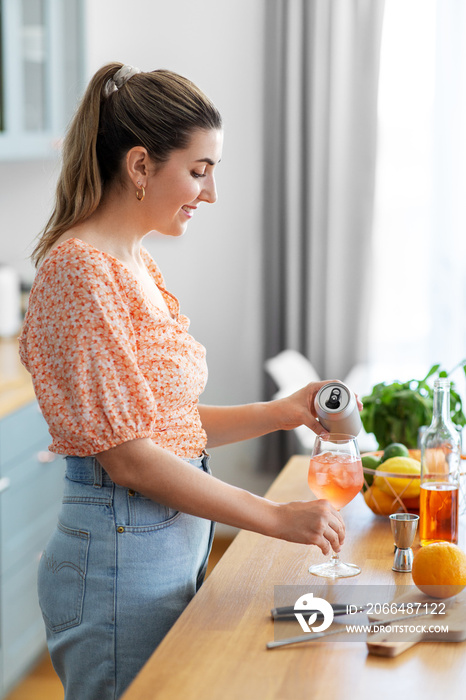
19, 238, 208, 458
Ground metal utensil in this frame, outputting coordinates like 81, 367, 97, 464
267, 609, 431, 649
389, 513, 419, 572
271, 603, 364, 621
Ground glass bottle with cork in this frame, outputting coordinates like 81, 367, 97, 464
420, 378, 460, 545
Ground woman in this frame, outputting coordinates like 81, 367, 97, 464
20, 63, 347, 699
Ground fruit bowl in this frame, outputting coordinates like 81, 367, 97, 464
362, 450, 466, 517
362, 450, 421, 516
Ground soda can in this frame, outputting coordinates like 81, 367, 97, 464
314, 382, 361, 436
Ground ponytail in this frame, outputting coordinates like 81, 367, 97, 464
31, 63, 121, 267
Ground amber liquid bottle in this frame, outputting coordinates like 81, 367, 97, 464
420, 379, 460, 545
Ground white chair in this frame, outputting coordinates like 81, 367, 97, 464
264, 350, 320, 453
264, 349, 320, 391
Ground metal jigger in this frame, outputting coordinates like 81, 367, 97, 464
389, 513, 419, 572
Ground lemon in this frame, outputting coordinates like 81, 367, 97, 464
373, 456, 421, 498
381, 442, 410, 462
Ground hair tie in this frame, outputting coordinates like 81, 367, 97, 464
103, 65, 141, 98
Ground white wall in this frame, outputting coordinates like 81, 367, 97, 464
0, 0, 273, 506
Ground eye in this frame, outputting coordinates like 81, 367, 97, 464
191, 170, 207, 179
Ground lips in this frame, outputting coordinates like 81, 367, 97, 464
181, 205, 196, 217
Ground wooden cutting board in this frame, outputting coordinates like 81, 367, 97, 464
367, 589, 466, 657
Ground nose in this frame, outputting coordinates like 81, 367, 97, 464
199, 174, 218, 204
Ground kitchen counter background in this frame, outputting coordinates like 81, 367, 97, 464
0, 338, 35, 419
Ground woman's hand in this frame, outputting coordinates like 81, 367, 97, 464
274, 381, 363, 437
198, 380, 362, 448
268, 498, 346, 555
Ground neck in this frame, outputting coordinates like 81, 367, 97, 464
66, 188, 150, 265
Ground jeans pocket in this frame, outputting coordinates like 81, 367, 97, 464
38, 521, 90, 633
128, 493, 181, 528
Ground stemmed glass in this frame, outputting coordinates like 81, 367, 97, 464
307, 434, 363, 578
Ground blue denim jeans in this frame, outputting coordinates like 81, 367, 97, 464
37, 453, 215, 699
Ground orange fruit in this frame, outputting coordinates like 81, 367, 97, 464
401, 495, 420, 511
412, 542, 466, 598
363, 485, 401, 516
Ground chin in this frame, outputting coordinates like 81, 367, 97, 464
146, 228, 186, 239
147, 215, 190, 237
164, 226, 188, 238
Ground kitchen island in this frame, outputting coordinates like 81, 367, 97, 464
0, 338, 64, 698
122, 455, 466, 700
0, 338, 35, 418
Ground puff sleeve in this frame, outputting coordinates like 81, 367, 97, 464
20, 249, 157, 456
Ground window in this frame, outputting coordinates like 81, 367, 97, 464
369, 0, 466, 381
0, 3, 3, 132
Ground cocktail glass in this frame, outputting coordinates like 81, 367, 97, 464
308, 434, 363, 578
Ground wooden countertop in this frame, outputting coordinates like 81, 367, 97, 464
122, 455, 466, 700
0, 338, 35, 418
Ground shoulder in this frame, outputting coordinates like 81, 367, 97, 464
34, 238, 117, 295
40, 238, 112, 278
24, 238, 134, 339
27, 238, 127, 325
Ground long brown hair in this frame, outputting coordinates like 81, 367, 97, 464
32, 62, 222, 267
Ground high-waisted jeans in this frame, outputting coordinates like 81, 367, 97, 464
37, 453, 215, 699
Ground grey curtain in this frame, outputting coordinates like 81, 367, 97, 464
263, 0, 385, 381
261, 0, 385, 471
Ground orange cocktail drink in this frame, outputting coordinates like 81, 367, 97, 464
308, 451, 364, 510
308, 434, 363, 579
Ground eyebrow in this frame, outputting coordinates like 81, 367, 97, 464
194, 158, 221, 165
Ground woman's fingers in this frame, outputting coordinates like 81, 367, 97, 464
274, 499, 346, 555
325, 520, 345, 553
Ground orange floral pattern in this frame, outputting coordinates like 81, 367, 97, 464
19, 238, 208, 458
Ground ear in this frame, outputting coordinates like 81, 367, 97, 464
125, 146, 151, 188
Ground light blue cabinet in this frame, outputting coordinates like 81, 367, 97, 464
0, 400, 64, 698
0, 0, 84, 160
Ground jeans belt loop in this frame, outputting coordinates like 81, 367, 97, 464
93, 458, 103, 489
201, 449, 211, 472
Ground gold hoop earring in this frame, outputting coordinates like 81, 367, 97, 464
136, 184, 145, 202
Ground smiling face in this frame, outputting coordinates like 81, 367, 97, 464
144, 128, 223, 237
